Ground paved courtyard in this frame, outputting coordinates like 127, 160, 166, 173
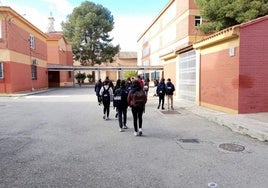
0, 87, 267, 188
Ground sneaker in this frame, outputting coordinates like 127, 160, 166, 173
103, 115, 105, 119
123, 125, 128, 129
119, 128, 123, 132
134, 132, 138, 136
138, 128, 143, 136
162, 107, 165, 110
106, 117, 110, 120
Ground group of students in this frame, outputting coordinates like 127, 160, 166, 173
155, 78, 175, 110
94, 76, 147, 136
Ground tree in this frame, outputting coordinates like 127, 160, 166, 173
61, 1, 120, 66
195, 0, 268, 33
75, 72, 86, 83
123, 71, 137, 80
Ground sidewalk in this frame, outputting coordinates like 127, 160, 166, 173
172, 98, 268, 142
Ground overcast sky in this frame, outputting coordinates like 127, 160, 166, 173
1, 0, 169, 51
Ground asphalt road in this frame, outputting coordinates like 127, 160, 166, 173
0, 87, 267, 188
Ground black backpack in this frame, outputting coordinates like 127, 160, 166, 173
113, 88, 129, 108
102, 86, 110, 104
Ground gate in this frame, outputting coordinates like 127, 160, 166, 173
179, 50, 196, 101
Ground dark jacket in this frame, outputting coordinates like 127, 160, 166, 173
166, 81, 175, 95
95, 81, 102, 95
156, 82, 166, 96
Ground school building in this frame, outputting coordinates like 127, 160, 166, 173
0, 6, 73, 93
193, 16, 268, 113
137, 0, 205, 102
138, 0, 268, 113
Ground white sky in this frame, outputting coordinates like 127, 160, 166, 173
1, 0, 168, 51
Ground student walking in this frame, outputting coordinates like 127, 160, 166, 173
166, 78, 175, 110
156, 78, 166, 110
143, 78, 150, 96
113, 80, 129, 132
99, 80, 113, 120
94, 78, 102, 105
113, 79, 121, 118
127, 80, 147, 136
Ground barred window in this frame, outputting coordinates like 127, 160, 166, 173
31, 65, 37, 80
30, 35, 35, 49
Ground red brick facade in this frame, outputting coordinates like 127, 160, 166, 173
195, 16, 268, 113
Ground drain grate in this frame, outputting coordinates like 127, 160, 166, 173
179, 139, 199, 143
161, 110, 180, 114
219, 143, 245, 152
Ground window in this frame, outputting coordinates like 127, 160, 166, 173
0, 62, 3, 79
29, 35, 35, 49
195, 16, 202, 26
31, 65, 37, 80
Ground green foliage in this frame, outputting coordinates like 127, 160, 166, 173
195, 0, 268, 33
61, 1, 120, 66
123, 71, 137, 79
87, 73, 94, 83
75, 72, 86, 83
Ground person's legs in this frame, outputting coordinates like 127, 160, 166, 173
106, 103, 110, 119
161, 96, 165, 109
138, 108, 143, 135
103, 104, 107, 119
171, 95, 174, 110
122, 107, 127, 127
167, 95, 170, 109
118, 108, 123, 128
131, 107, 138, 133
138, 108, 143, 129
97, 94, 101, 105
158, 96, 161, 109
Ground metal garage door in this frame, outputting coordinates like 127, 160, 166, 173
179, 50, 196, 101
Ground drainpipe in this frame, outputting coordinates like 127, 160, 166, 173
72, 67, 75, 87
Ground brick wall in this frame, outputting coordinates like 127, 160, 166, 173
239, 19, 268, 113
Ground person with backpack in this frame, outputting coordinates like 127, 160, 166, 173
113, 79, 121, 118
99, 79, 113, 120
165, 78, 175, 110
94, 78, 102, 105
143, 78, 150, 96
113, 80, 129, 132
156, 78, 166, 110
127, 80, 147, 136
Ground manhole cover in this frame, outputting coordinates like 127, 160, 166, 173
161, 111, 180, 114
179, 139, 199, 143
219, 143, 245, 152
